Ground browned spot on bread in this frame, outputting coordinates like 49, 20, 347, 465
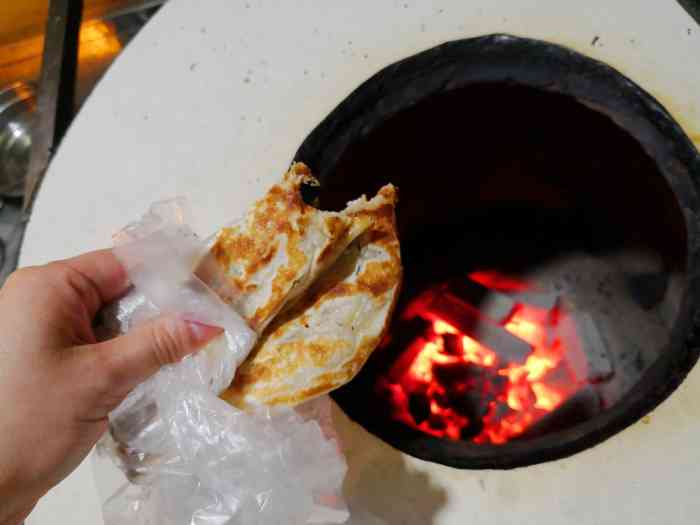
342, 335, 382, 376
236, 362, 274, 385
254, 336, 382, 407
291, 163, 312, 178
204, 163, 345, 330
307, 339, 346, 367
357, 260, 400, 298
319, 216, 352, 263
208, 166, 402, 409
261, 383, 333, 407
226, 337, 346, 406
251, 232, 308, 329
315, 281, 356, 303
211, 242, 231, 267
231, 279, 258, 294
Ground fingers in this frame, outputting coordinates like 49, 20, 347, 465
2, 249, 128, 322
59, 249, 130, 312
84, 316, 223, 408
1, 497, 38, 525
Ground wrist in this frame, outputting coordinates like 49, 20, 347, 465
0, 469, 38, 525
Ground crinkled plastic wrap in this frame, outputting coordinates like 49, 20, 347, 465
95, 199, 349, 525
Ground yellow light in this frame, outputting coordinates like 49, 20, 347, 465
532, 382, 563, 411
78, 20, 122, 62
433, 319, 457, 334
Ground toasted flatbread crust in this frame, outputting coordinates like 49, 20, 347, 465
196, 163, 374, 334
221, 184, 401, 407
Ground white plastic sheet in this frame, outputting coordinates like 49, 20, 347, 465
95, 199, 349, 525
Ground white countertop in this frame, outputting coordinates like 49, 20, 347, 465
21, 1, 700, 523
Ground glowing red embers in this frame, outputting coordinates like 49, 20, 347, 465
377, 272, 586, 444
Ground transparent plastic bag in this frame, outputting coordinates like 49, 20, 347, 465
95, 199, 349, 524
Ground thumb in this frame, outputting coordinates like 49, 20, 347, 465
86, 316, 224, 405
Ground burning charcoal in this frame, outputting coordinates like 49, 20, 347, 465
626, 272, 669, 310
408, 393, 431, 424
557, 311, 614, 384
385, 318, 434, 383
517, 384, 601, 440
431, 388, 450, 409
460, 421, 483, 441
391, 316, 433, 352
448, 278, 516, 323
472, 374, 505, 405
539, 363, 573, 391
490, 400, 511, 421
511, 291, 560, 311
428, 412, 446, 431
442, 333, 463, 356
432, 361, 479, 385
427, 293, 532, 363
576, 312, 614, 383
490, 374, 509, 393
448, 389, 491, 420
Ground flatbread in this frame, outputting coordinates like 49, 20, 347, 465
221, 183, 401, 408
195, 163, 375, 334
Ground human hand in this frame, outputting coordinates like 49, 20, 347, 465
0, 250, 223, 525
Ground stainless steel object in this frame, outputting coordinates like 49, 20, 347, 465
23, 0, 77, 214
0, 3, 162, 284
0, 83, 35, 197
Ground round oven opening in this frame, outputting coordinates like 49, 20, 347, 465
296, 35, 700, 469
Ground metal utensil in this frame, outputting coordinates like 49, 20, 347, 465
23, 0, 83, 214
0, 83, 36, 198
0, 0, 83, 286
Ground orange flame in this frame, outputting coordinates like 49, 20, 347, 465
434, 320, 458, 335
381, 275, 583, 444
462, 335, 497, 367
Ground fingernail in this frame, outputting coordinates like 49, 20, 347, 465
185, 320, 224, 345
